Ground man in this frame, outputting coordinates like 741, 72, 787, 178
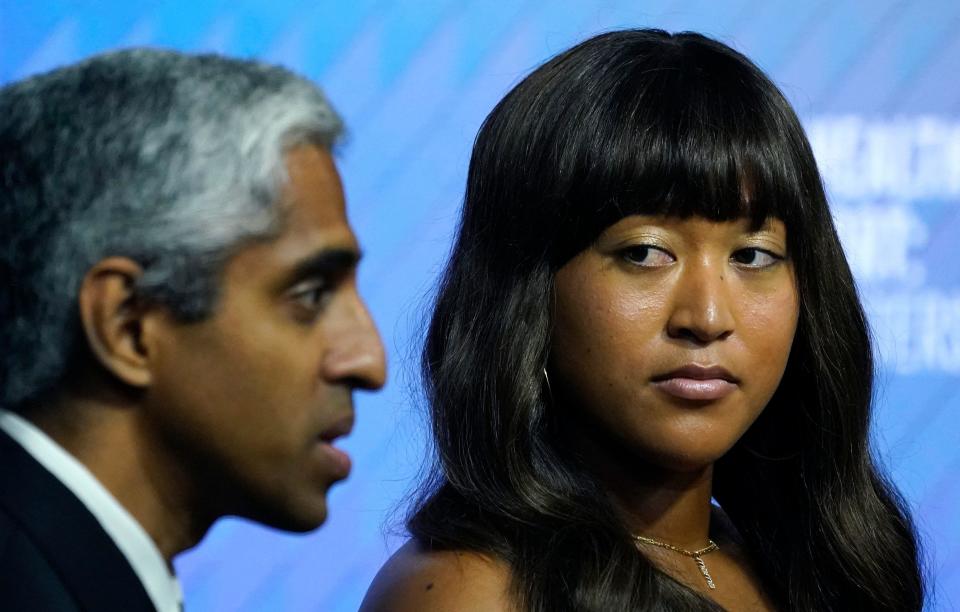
0, 49, 386, 610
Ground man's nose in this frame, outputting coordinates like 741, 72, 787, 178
665, 258, 735, 344
324, 295, 387, 390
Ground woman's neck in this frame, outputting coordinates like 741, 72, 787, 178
576, 435, 716, 550
609, 465, 715, 550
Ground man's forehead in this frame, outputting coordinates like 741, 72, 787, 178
282, 145, 345, 210
227, 145, 358, 279
277, 145, 355, 248
225, 223, 360, 289
260, 217, 359, 273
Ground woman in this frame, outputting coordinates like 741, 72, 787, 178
362, 29, 925, 611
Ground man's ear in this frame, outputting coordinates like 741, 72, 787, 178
77, 257, 159, 388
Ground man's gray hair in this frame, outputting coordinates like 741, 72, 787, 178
0, 48, 344, 410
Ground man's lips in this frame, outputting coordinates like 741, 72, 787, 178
317, 415, 354, 478
651, 364, 740, 401
318, 415, 354, 443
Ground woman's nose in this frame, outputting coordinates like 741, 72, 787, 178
665, 259, 735, 344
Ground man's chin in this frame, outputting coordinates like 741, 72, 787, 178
238, 496, 330, 533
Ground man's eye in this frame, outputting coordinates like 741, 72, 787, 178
621, 245, 675, 267
290, 282, 332, 314
731, 248, 783, 268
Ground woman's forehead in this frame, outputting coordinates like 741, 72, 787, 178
599, 213, 786, 231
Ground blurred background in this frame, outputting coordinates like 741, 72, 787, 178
2, 0, 958, 609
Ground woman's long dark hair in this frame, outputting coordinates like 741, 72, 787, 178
408, 29, 924, 611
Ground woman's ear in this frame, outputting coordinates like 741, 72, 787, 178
76, 257, 156, 388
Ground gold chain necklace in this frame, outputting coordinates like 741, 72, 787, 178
632, 535, 720, 590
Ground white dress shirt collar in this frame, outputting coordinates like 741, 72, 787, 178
0, 410, 183, 612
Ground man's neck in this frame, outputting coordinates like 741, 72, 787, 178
30, 396, 208, 562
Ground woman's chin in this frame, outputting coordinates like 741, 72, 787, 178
631, 437, 741, 475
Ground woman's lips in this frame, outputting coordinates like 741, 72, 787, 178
651, 365, 739, 401
652, 377, 737, 401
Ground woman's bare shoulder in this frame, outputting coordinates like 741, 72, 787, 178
359, 539, 517, 612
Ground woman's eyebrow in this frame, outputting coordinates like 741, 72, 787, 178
743, 218, 785, 235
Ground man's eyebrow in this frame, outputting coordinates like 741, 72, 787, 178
284, 248, 362, 285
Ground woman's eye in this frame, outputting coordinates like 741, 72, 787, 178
731, 248, 782, 268
621, 245, 675, 267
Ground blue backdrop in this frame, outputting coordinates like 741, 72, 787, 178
2, 1, 958, 609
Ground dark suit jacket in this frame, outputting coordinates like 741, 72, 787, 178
0, 429, 157, 611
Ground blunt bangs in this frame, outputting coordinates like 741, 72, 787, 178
487, 30, 811, 265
